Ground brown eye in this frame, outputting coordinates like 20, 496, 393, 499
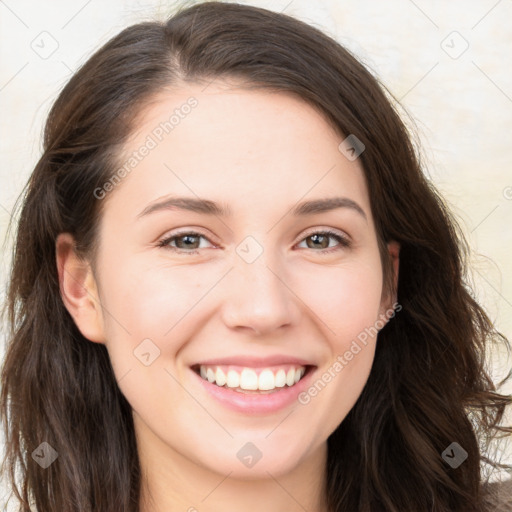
298, 230, 351, 254
158, 231, 213, 253
173, 233, 201, 249
305, 233, 330, 249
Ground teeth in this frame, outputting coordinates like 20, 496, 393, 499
226, 370, 240, 388
215, 367, 226, 387
206, 368, 215, 383
197, 365, 306, 391
275, 369, 286, 388
258, 369, 275, 391
240, 368, 258, 390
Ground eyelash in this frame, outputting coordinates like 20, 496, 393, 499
157, 229, 351, 255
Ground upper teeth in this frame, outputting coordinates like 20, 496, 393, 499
199, 365, 306, 391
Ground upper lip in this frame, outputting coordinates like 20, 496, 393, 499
192, 355, 315, 368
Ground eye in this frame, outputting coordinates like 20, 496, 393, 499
296, 229, 351, 254
158, 231, 214, 254
158, 229, 351, 255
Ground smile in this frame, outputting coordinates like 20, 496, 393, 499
190, 359, 316, 414
196, 364, 307, 392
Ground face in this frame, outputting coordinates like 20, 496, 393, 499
58, 81, 399, 481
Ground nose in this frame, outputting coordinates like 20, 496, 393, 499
220, 247, 301, 336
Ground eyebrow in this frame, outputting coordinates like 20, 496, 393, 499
137, 195, 367, 221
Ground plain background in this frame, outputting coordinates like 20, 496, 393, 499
1, 0, 511, 508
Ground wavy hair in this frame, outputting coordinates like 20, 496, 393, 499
1, 2, 511, 510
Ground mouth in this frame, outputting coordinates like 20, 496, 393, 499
189, 361, 316, 414
191, 363, 314, 393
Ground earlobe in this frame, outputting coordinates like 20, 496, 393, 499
56, 233, 106, 343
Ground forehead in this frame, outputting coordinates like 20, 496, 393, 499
104, 83, 371, 222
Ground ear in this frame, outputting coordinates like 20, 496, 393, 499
56, 233, 106, 343
379, 240, 400, 317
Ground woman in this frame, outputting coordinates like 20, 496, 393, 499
1, 2, 511, 511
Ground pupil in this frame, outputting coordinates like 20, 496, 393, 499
309, 234, 328, 249
178, 235, 198, 249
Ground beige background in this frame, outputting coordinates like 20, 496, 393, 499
1, 0, 511, 507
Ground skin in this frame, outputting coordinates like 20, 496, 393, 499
57, 81, 399, 512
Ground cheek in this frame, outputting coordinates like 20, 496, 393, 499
98, 252, 208, 334
95, 255, 209, 413
95, 251, 222, 375
291, 255, 383, 428
293, 255, 384, 346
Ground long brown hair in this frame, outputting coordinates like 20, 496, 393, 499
1, 2, 511, 510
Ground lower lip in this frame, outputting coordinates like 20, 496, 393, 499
191, 367, 315, 414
